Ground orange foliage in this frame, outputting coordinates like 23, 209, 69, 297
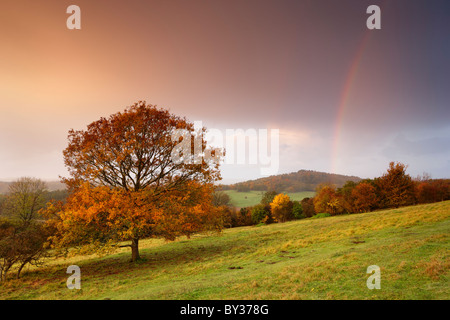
313, 184, 343, 215
376, 162, 415, 208
46, 102, 223, 261
44, 182, 221, 257
62, 101, 221, 192
351, 182, 378, 213
415, 179, 450, 204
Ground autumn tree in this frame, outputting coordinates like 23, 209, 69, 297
238, 207, 254, 226
376, 162, 415, 209
337, 180, 357, 213
270, 193, 293, 223
220, 206, 252, 228
313, 184, 343, 215
351, 182, 378, 213
47, 101, 223, 261
300, 197, 316, 217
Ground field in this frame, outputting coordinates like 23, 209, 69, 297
0, 201, 449, 300
224, 190, 315, 208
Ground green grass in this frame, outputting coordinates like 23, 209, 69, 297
224, 190, 315, 207
1, 201, 449, 300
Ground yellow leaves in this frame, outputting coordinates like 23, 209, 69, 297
270, 194, 294, 223
270, 193, 291, 211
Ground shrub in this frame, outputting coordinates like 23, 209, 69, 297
251, 204, 271, 224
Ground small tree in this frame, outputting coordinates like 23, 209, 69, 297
4, 177, 47, 223
251, 204, 271, 224
300, 197, 316, 217
212, 191, 231, 207
313, 184, 343, 215
351, 182, 378, 213
338, 181, 357, 213
270, 194, 293, 223
261, 190, 278, 205
376, 162, 415, 208
0, 178, 51, 281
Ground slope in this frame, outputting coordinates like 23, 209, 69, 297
1, 201, 449, 300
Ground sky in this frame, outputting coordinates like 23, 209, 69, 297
0, 0, 449, 184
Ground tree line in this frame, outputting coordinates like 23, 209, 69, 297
213, 162, 450, 228
313, 162, 450, 215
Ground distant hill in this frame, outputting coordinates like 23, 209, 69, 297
0, 180, 66, 194
222, 170, 362, 192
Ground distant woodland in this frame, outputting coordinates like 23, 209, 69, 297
220, 170, 362, 192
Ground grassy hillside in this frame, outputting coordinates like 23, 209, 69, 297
224, 190, 315, 208
1, 201, 449, 300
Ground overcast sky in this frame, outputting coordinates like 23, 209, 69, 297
1, 0, 449, 184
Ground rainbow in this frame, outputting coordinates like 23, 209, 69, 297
330, 30, 373, 174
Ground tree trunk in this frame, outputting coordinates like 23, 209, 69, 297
17, 259, 30, 279
0, 265, 10, 282
131, 237, 140, 262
